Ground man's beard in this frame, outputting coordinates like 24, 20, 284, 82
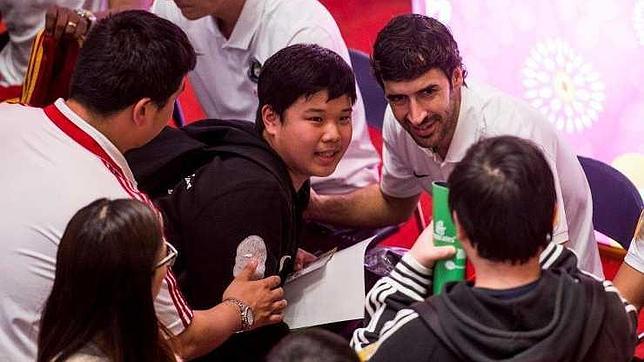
406, 113, 446, 151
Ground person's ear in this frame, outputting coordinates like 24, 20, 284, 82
451, 67, 464, 89
453, 211, 475, 251
453, 211, 468, 243
132, 98, 154, 128
261, 105, 280, 136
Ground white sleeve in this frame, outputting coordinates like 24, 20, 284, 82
551, 135, 601, 277
154, 269, 194, 335
625, 215, 644, 273
0, 2, 57, 85
380, 107, 424, 198
522, 125, 569, 245
549, 156, 570, 245
625, 240, 644, 273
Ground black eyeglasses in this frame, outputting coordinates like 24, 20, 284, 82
155, 241, 178, 269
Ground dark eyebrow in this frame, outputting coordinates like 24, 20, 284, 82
418, 85, 439, 94
303, 107, 352, 114
385, 93, 405, 101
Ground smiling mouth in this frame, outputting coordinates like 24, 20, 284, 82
412, 120, 438, 138
315, 150, 339, 158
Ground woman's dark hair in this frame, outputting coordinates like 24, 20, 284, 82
37, 198, 174, 362
69, 10, 196, 116
372, 14, 466, 87
267, 328, 360, 362
255, 43, 357, 134
448, 136, 556, 264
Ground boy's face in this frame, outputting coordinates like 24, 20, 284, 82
265, 90, 353, 188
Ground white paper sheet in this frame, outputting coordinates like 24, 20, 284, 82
283, 236, 376, 329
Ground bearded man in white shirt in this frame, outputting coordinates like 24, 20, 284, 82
307, 14, 602, 278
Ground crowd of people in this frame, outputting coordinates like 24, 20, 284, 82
0, 1, 641, 361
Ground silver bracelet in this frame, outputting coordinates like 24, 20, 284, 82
222, 298, 254, 332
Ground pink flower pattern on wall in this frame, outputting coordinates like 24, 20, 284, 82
522, 38, 605, 134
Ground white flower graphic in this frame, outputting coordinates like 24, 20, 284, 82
522, 39, 605, 133
635, 0, 644, 46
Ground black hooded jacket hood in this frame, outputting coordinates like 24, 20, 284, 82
413, 259, 636, 362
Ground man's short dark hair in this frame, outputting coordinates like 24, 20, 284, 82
372, 14, 466, 87
69, 10, 196, 116
267, 328, 359, 362
255, 44, 357, 134
448, 136, 556, 264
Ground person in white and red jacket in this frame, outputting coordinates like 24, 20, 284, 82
0, 11, 284, 361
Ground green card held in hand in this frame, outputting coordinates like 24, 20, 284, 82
432, 181, 466, 295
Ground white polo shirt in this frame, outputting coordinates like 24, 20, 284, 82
381, 82, 602, 277
624, 212, 644, 273
0, 0, 106, 87
0, 99, 192, 361
151, 0, 380, 194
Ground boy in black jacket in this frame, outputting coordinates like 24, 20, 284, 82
353, 136, 637, 362
126, 44, 355, 361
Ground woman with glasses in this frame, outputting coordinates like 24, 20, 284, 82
37, 198, 178, 361
37, 198, 286, 361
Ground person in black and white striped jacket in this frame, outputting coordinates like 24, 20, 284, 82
352, 136, 637, 362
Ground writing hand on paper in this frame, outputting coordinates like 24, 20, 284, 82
410, 222, 456, 268
223, 260, 287, 329
294, 248, 317, 272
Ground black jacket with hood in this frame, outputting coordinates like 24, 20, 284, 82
126, 119, 309, 361
356, 244, 637, 362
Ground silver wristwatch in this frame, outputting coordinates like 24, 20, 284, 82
223, 298, 254, 332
